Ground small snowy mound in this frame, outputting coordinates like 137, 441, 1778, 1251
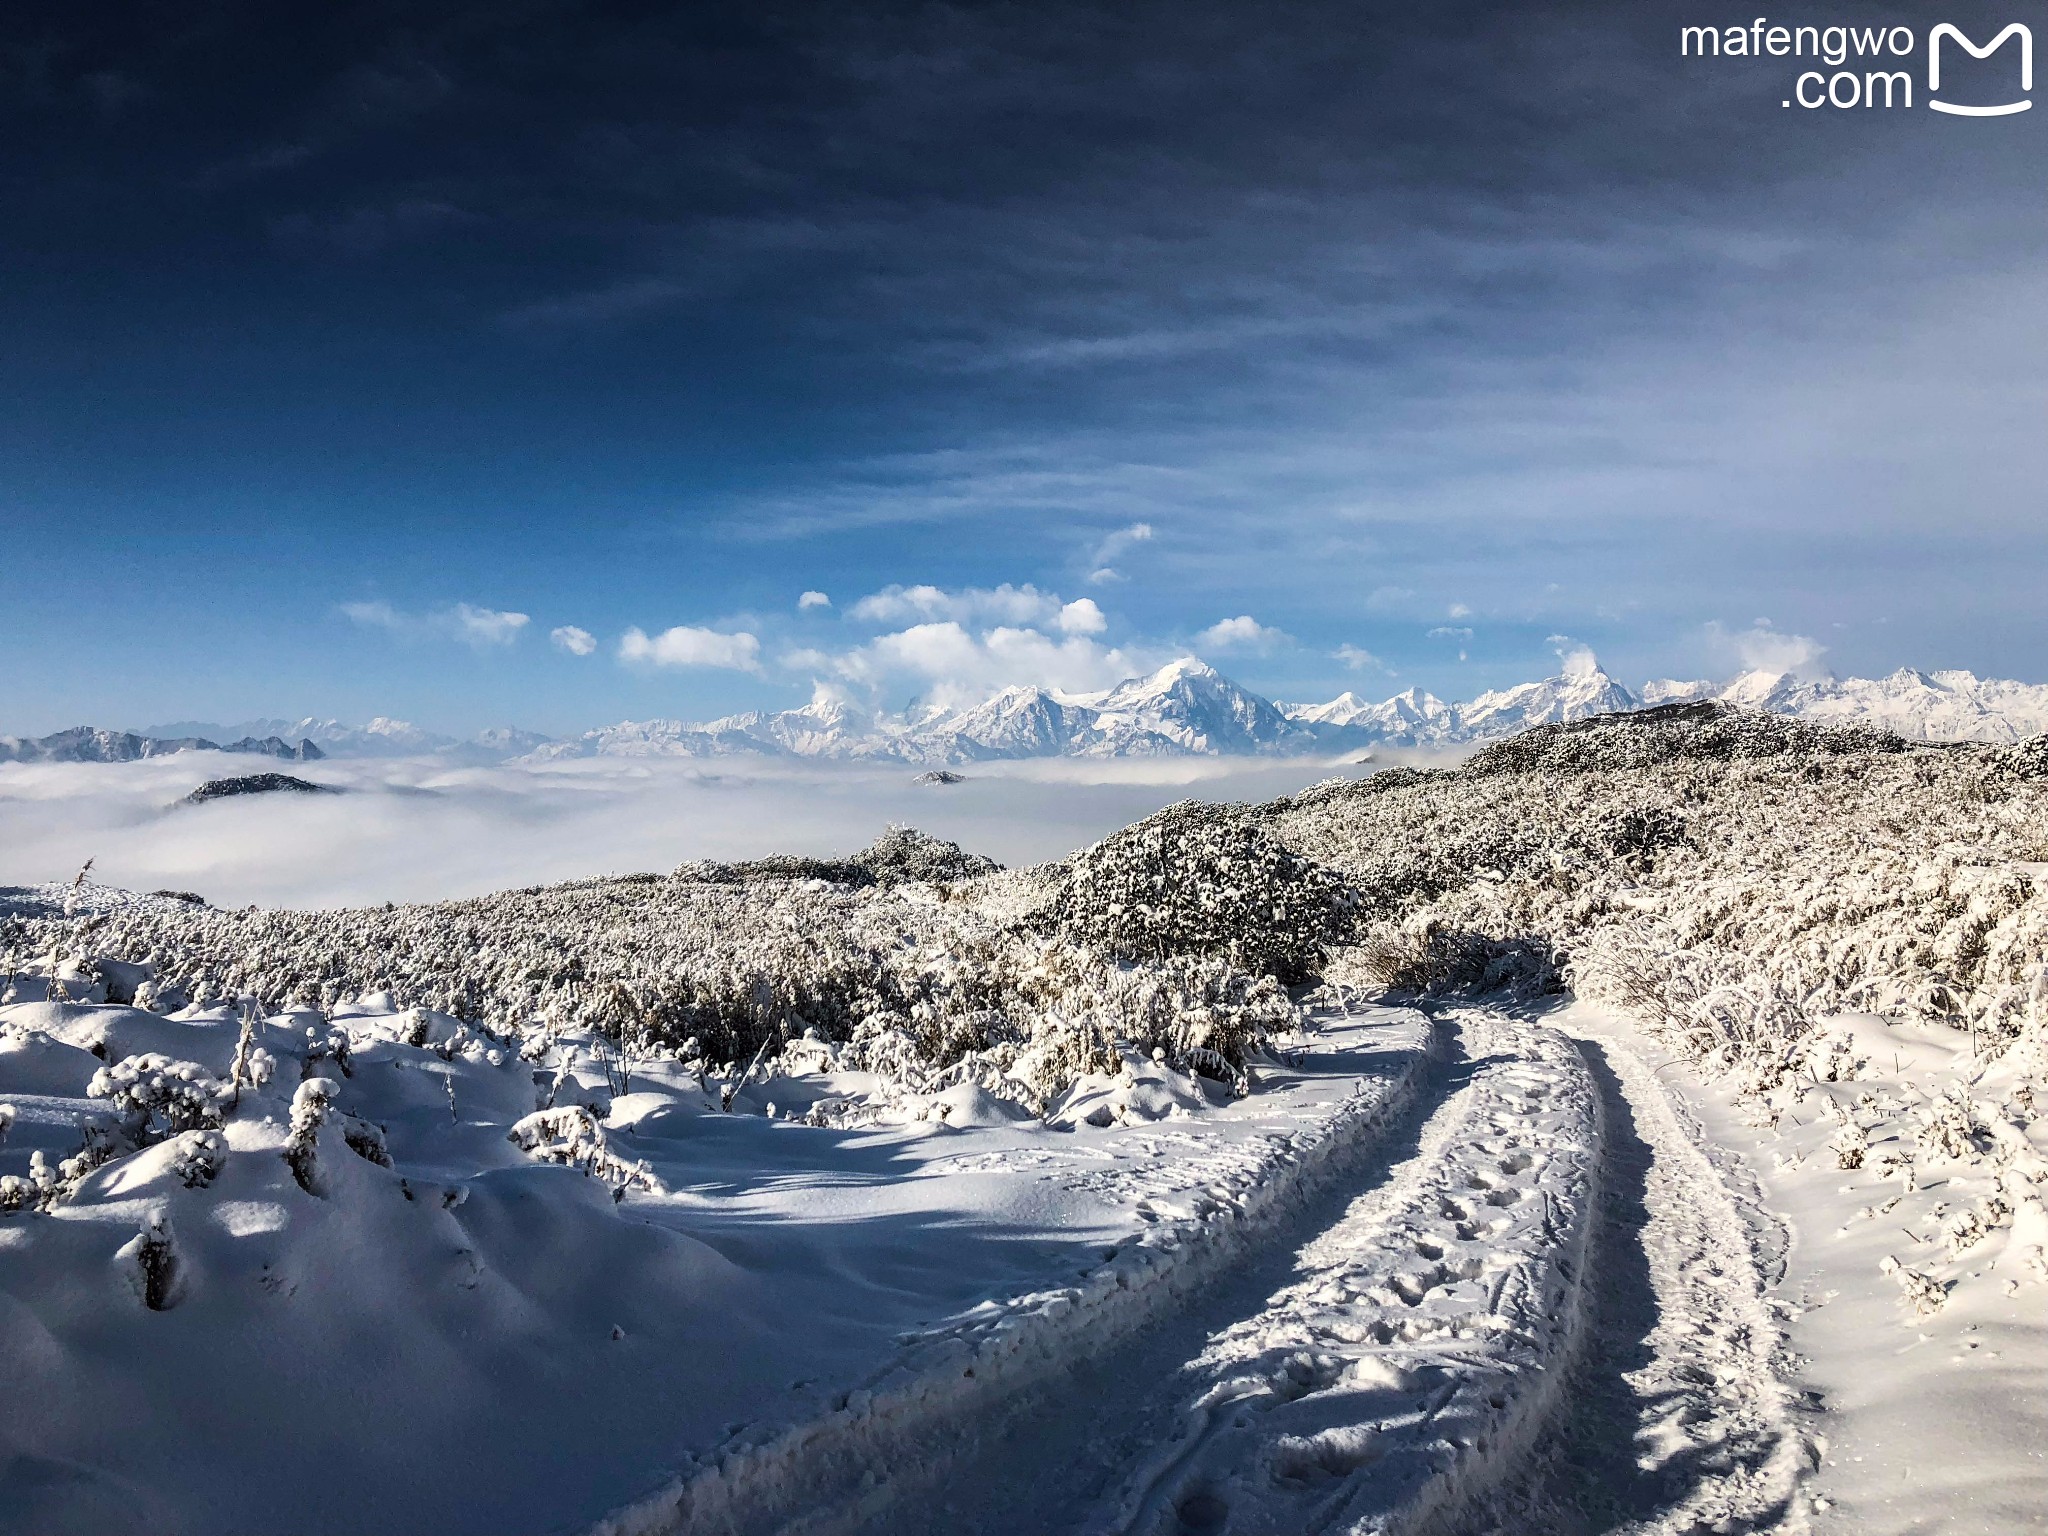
676, 823, 998, 887
178, 773, 340, 806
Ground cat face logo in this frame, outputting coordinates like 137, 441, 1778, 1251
1928, 22, 2033, 115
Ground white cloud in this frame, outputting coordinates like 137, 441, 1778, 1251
618, 625, 763, 672
339, 599, 403, 632
848, 581, 1079, 629
1706, 620, 1829, 678
340, 599, 530, 649
1426, 625, 1473, 641
1085, 522, 1153, 585
1195, 615, 1290, 653
1333, 643, 1388, 673
829, 620, 1154, 710
1545, 634, 1600, 678
798, 590, 832, 610
1057, 598, 1107, 635
549, 625, 597, 656
452, 604, 530, 647
1447, 602, 1473, 620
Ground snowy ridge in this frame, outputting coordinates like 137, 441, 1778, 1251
584, 1006, 1434, 1536
25, 660, 2048, 769
514, 661, 2048, 763
537, 660, 1324, 767
1287, 665, 2048, 751
0, 727, 322, 764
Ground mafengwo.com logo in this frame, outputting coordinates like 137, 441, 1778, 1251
1682, 17, 2032, 112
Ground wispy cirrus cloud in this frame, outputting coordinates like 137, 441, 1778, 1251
1086, 521, 1153, 585
340, 600, 531, 649
1333, 643, 1389, 673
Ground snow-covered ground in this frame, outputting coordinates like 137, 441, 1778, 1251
6, 702, 2048, 1535
1564, 1004, 2048, 1536
0, 979, 1431, 1536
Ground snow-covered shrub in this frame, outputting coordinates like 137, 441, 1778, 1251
1038, 805, 1358, 983
1341, 920, 1562, 998
856, 825, 1002, 885
1831, 1118, 1868, 1171
301, 1023, 353, 1080
168, 1129, 229, 1189
29, 821, 1302, 1105
341, 1116, 392, 1168
1266, 708, 2048, 1070
676, 825, 998, 889
1878, 1253, 1948, 1315
283, 1078, 338, 1194
88, 1055, 226, 1144
1913, 1087, 1990, 1163
506, 1106, 656, 1196
115, 1213, 182, 1310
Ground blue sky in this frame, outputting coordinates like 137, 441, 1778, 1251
3, 0, 2043, 735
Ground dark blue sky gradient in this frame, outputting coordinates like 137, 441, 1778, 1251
3, 0, 2042, 733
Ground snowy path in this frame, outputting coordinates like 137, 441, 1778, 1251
586, 1007, 1436, 1536
1478, 1023, 1809, 1536
809, 1009, 1809, 1536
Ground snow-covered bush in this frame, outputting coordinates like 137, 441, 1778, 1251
88, 1054, 226, 1144
283, 1078, 338, 1194
676, 825, 999, 889
507, 1105, 657, 1196
1037, 804, 1358, 983
28, 820, 1299, 1104
168, 1129, 229, 1189
1265, 707, 2048, 1068
115, 1213, 182, 1311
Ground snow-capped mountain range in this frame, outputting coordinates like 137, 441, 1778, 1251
0, 727, 322, 765
9, 660, 2044, 769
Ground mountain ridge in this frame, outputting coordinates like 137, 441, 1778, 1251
0, 727, 322, 765
21, 660, 2048, 767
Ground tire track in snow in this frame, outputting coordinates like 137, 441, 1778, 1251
1473, 1026, 1810, 1536
1084, 1013, 1599, 1536
585, 1007, 1435, 1536
847, 1013, 1600, 1536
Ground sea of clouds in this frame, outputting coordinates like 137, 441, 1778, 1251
0, 753, 1370, 909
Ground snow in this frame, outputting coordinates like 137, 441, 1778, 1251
1566, 1003, 2048, 1535
17, 658, 2048, 780
5, 698, 2048, 1534
0, 979, 1431, 1536
1083, 1012, 1600, 1536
